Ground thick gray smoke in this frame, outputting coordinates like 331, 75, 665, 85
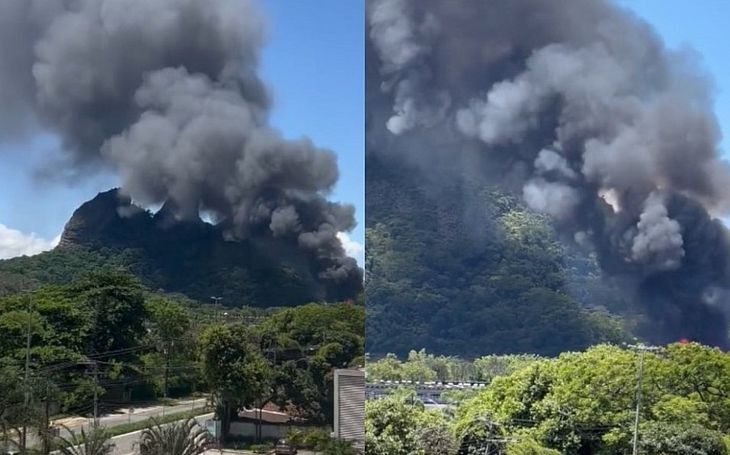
367, 0, 730, 347
0, 0, 360, 288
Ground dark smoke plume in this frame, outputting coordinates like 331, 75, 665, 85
367, 0, 730, 347
0, 0, 359, 287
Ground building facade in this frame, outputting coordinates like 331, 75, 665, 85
334, 369, 365, 452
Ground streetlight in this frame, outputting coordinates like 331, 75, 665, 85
210, 296, 223, 322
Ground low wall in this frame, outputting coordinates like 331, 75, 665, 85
229, 420, 327, 440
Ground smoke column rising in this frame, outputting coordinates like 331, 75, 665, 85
0, 0, 360, 286
367, 0, 730, 347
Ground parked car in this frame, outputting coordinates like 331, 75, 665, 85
272, 438, 297, 455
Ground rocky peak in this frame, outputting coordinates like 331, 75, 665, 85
57, 189, 147, 249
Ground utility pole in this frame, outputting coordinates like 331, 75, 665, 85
41, 381, 51, 455
21, 293, 33, 451
94, 361, 100, 425
162, 339, 172, 417
86, 360, 100, 426
163, 341, 170, 400
628, 344, 662, 455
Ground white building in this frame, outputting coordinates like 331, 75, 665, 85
334, 369, 365, 452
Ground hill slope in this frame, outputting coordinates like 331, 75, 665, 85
0, 189, 362, 306
366, 155, 633, 357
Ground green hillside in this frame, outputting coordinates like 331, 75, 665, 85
0, 189, 363, 306
366, 155, 635, 357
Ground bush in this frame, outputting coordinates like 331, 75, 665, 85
506, 439, 561, 455
289, 427, 333, 450
640, 423, 728, 455
250, 442, 274, 453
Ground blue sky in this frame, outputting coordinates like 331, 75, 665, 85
0, 0, 364, 263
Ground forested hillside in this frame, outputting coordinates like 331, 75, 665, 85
0, 189, 363, 307
366, 155, 636, 357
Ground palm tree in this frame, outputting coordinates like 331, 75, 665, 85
137, 417, 208, 455
55, 423, 114, 455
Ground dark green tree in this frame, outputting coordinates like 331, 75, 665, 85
200, 323, 272, 440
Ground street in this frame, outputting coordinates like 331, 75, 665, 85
28, 398, 209, 450
55, 398, 209, 433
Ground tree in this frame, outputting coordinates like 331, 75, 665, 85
145, 297, 190, 343
69, 271, 147, 356
0, 366, 26, 430
639, 423, 727, 455
138, 417, 208, 455
144, 297, 196, 398
55, 423, 114, 455
200, 324, 272, 440
452, 343, 730, 455
506, 439, 561, 455
260, 303, 365, 423
365, 389, 452, 455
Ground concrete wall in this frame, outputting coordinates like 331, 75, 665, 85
229, 420, 319, 440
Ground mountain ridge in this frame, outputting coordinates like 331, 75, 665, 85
0, 189, 363, 306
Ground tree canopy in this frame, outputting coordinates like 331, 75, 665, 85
366, 343, 730, 455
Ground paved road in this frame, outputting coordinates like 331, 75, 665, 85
57, 398, 209, 432
27, 398, 209, 449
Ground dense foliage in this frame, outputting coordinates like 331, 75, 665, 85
367, 349, 541, 383
0, 242, 347, 308
366, 156, 633, 357
0, 271, 364, 443
365, 389, 457, 455
366, 343, 730, 455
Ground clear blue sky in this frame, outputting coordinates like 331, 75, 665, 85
0, 0, 364, 261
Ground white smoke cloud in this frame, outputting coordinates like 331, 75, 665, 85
0, 224, 60, 259
631, 192, 685, 272
534, 148, 577, 180
522, 179, 580, 220
337, 231, 364, 266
